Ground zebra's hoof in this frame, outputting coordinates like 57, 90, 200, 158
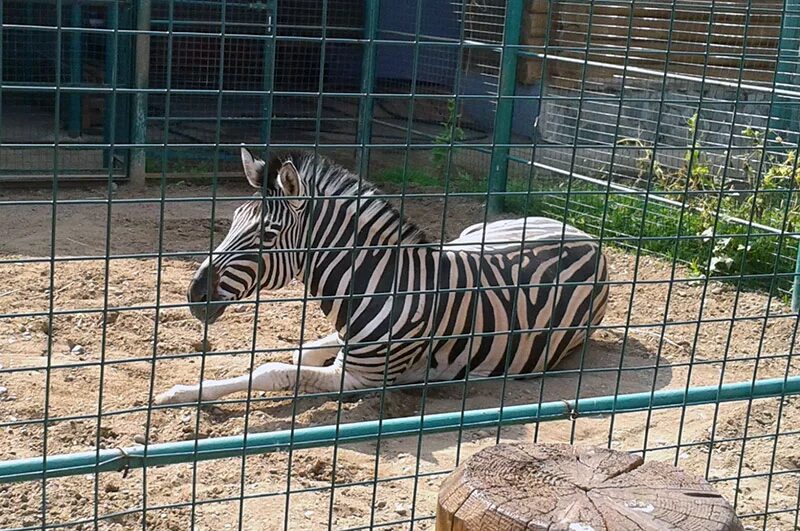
154, 384, 201, 406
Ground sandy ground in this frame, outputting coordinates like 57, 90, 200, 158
0, 179, 799, 530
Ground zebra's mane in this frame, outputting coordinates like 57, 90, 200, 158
266, 151, 431, 244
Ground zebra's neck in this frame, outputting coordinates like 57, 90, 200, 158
297, 180, 430, 334
300, 194, 428, 287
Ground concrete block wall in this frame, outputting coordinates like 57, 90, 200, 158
535, 79, 776, 186
518, 1, 784, 187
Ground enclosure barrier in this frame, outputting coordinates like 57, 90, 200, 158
3, 0, 800, 529
2, 375, 799, 484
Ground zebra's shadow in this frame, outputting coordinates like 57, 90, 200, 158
240, 331, 677, 462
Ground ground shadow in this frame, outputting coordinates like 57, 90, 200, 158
234, 332, 674, 463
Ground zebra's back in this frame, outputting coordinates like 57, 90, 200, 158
394, 217, 609, 383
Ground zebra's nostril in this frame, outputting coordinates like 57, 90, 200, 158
188, 281, 209, 304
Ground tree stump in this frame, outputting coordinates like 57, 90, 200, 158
436, 443, 743, 531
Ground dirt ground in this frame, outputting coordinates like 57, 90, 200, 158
1, 178, 799, 530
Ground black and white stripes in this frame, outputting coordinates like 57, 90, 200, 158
155, 149, 609, 404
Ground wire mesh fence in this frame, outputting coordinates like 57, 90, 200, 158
1, 0, 800, 530
1, 0, 132, 180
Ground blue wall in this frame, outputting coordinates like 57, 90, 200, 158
459, 74, 541, 141
326, 0, 541, 141
374, 0, 460, 88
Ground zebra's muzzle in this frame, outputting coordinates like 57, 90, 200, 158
187, 265, 226, 324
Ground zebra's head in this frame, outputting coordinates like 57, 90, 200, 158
187, 147, 309, 324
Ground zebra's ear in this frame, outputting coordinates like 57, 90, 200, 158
241, 145, 266, 189
277, 160, 303, 202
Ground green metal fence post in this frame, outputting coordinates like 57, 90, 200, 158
102, 4, 119, 170
260, 1, 276, 146
356, 0, 380, 176
793, 247, 800, 313
68, 2, 82, 138
130, 0, 151, 187
775, 0, 800, 136
487, 0, 524, 215
776, 1, 800, 311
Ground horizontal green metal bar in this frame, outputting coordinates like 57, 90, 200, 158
0, 25, 490, 46
10, 0, 128, 5
2, 352, 795, 428
0, 244, 795, 272
0, 300, 795, 342
516, 50, 800, 99
2, 375, 799, 484
4, 141, 793, 153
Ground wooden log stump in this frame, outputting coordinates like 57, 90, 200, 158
436, 443, 743, 531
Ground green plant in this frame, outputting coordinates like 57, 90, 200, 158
373, 166, 483, 195
685, 124, 800, 282
616, 113, 717, 198
431, 99, 465, 177
699, 227, 754, 276
663, 112, 718, 196
615, 137, 665, 185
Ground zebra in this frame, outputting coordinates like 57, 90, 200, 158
154, 147, 610, 405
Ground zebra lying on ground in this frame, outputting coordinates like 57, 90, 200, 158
154, 148, 610, 405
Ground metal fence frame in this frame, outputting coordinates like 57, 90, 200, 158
2, 0, 800, 529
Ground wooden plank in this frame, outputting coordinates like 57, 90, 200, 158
558, 10, 782, 24
555, 42, 779, 69
548, 50, 777, 83
555, 48, 777, 71
557, 16, 781, 42
522, 10, 548, 42
545, 0, 783, 85
556, 4, 782, 45
550, 60, 776, 87
517, 58, 544, 84
559, 53, 775, 75
526, 0, 550, 14
520, 2, 557, 85
555, 21, 780, 41
557, 2, 784, 22
554, 45, 779, 65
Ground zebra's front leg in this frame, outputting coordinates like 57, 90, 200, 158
153, 357, 362, 406
292, 332, 341, 367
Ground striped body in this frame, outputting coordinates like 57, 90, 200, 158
155, 150, 610, 405
305, 214, 608, 387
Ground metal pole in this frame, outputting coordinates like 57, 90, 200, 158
487, 0, 524, 215
356, 0, 380, 176
775, 0, 800, 137
260, 1, 276, 146
1, 374, 799, 484
103, 4, 119, 169
68, 2, 82, 138
777, 1, 800, 311
793, 245, 800, 313
130, 0, 151, 187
